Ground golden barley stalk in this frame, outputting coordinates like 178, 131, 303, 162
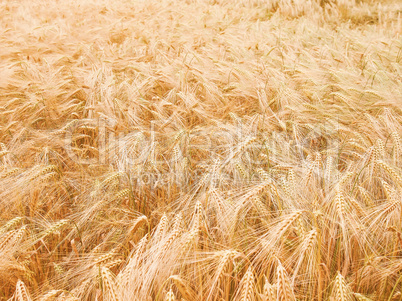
353, 292, 374, 301
38, 290, 63, 301
154, 213, 168, 241
165, 288, 176, 301
169, 275, 197, 301
377, 160, 402, 187
276, 263, 295, 301
263, 279, 276, 301
15, 280, 32, 301
331, 272, 351, 301
239, 266, 254, 301
0, 217, 23, 234
100, 266, 119, 301
94, 246, 120, 265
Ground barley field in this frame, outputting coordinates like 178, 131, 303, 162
1, 0, 402, 300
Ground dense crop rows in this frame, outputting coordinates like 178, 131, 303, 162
0, 0, 402, 300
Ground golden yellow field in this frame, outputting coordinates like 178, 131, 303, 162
1, 0, 402, 300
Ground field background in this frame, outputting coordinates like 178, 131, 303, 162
1, 0, 402, 300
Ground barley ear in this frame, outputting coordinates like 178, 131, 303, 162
14, 280, 32, 301
276, 263, 295, 301
100, 266, 119, 301
239, 266, 255, 301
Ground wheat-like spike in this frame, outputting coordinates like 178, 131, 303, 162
257, 168, 271, 182
373, 147, 382, 173
306, 154, 314, 164
381, 180, 396, 201
300, 229, 317, 255
239, 136, 257, 151
392, 131, 401, 163
91, 244, 102, 255
315, 152, 322, 164
229, 112, 239, 122
162, 224, 182, 252
281, 177, 292, 197
0, 142, 7, 152
70, 278, 92, 298
349, 198, 366, 217
182, 157, 189, 169
325, 155, 333, 181
251, 196, 270, 220
30, 165, 60, 181
338, 171, 354, 189
129, 215, 147, 237
173, 129, 186, 144
365, 146, 375, 166
0, 150, 9, 158
275, 211, 303, 239
15, 279, 32, 301
335, 190, 346, 220
349, 151, 365, 160
272, 165, 293, 172
103, 259, 123, 269
358, 186, 374, 207
276, 263, 295, 301
232, 259, 245, 276
101, 172, 123, 189
0, 225, 26, 251
133, 234, 149, 258
239, 266, 254, 301
263, 278, 276, 301
117, 235, 149, 291
165, 288, 176, 301
53, 119, 80, 135
154, 213, 168, 241
331, 271, 352, 301
172, 212, 183, 232
94, 246, 120, 265
305, 153, 321, 184
235, 161, 248, 179
287, 170, 296, 196
172, 145, 181, 162
377, 160, 402, 187
114, 188, 130, 200
243, 182, 273, 202
376, 139, 386, 158
206, 250, 239, 300
0, 167, 20, 178
331, 92, 351, 105
169, 275, 197, 301
303, 103, 319, 111
353, 292, 374, 301
192, 201, 203, 232
382, 199, 400, 217
39, 171, 60, 183
53, 262, 64, 275
348, 141, 368, 153
294, 216, 306, 237
180, 228, 199, 256
100, 266, 119, 301
216, 250, 233, 279
42, 219, 69, 238
364, 89, 384, 99
214, 250, 238, 283
291, 229, 318, 283
229, 136, 257, 159
38, 290, 63, 301
0, 217, 23, 234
